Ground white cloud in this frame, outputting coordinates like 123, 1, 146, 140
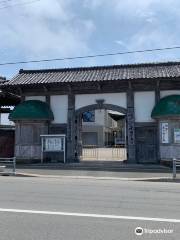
0, 0, 95, 61
113, 0, 180, 61
83, 0, 156, 12
25, 0, 73, 21
114, 40, 127, 48
83, 0, 105, 9
1, 0, 180, 77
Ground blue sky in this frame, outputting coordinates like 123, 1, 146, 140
1, 0, 180, 78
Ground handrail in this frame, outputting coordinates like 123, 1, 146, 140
0, 157, 16, 176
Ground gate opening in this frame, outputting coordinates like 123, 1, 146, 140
80, 109, 127, 162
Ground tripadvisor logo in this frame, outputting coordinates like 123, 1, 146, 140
135, 226, 173, 236
135, 227, 143, 236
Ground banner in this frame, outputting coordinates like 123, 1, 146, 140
161, 122, 169, 144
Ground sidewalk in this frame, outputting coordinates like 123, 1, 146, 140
13, 163, 180, 182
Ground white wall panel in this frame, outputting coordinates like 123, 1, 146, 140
25, 96, 46, 102
0, 113, 14, 126
135, 91, 155, 122
75, 93, 127, 110
160, 90, 180, 98
50, 95, 68, 124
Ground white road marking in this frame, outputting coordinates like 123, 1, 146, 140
0, 208, 179, 223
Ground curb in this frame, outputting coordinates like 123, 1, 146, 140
12, 172, 180, 182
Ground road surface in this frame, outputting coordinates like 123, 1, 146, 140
0, 176, 179, 239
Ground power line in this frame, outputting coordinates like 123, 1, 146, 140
0, 46, 180, 67
0, 0, 40, 9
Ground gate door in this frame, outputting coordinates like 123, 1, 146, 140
136, 126, 157, 163
0, 129, 15, 158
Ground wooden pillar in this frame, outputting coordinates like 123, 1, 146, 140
74, 114, 82, 162
45, 95, 50, 105
155, 80, 160, 163
155, 80, 160, 103
67, 94, 75, 162
21, 96, 25, 103
127, 82, 136, 163
45, 95, 50, 134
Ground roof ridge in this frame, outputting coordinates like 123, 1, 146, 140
19, 60, 180, 74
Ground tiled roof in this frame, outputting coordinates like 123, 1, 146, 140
0, 76, 7, 83
3, 61, 180, 86
0, 91, 21, 106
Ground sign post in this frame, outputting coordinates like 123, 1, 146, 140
40, 135, 66, 163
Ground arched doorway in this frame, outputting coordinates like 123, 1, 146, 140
74, 102, 128, 162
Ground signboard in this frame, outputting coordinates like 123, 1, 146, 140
82, 111, 95, 122
174, 128, 180, 143
41, 135, 66, 163
44, 137, 64, 152
161, 122, 169, 144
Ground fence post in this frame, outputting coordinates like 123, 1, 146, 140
13, 157, 16, 176
173, 158, 176, 180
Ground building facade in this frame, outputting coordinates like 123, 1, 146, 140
82, 109, 124, 147
2, 61, 180, 164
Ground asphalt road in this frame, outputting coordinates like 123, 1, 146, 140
0, 176, 180, 240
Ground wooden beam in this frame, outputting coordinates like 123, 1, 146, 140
0, 108, 11, 113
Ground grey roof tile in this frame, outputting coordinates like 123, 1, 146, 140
3, 61, 180, 87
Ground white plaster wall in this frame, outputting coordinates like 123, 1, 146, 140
0, 106, 14, 125
160, 90, 180, 98
25, 96, 46, 101
50, 95, 68, 124
75, 93, 127, 110
135, 91, 155, 122
95, 109, 105, 125
0, 113, 14, 125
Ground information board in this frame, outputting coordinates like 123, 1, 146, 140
41, 135, 66, 163
44, 137, 64, 152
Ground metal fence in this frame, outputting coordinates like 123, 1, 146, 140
82, 145, 98, 160
112, 146, 127, 160
82, 146, 127, 161
172, 158, 180, 179
0, 157, 16, 175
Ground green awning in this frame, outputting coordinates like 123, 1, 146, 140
9, 100, 54, 121
151, 95, 180, 119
